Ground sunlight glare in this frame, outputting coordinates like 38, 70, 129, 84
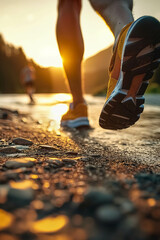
10, 180, 33, 190
49, 104, 68, 123
47, 103, 69, 131
147, 198, 156, 207
34, 46, 63, 67
0, 209, 13, 230
52, 94, 72, 102
31, 215, 68, 233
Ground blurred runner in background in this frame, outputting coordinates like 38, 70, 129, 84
20, 61, 36, 105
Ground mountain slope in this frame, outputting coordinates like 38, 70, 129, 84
82, 46, 113, 94
83, 46, 112, 72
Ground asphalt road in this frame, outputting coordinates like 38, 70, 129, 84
0, 94, 160, 172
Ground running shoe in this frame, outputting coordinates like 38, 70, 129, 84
61, 102, 90, 128
99, 16, 160, 130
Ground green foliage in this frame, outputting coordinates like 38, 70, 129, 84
151, 65, 160, 85
146, 83, 160, 94
146, 66, 160, 93
0, 34, 54, 93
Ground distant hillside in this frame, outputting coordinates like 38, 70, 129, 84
83, 46, 112, 72
82, 46, 113, 94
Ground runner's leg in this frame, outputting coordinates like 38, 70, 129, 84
56, 0, 84, 107
89, 0, 134, 40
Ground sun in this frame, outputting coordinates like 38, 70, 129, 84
36, 54, 63, 68
38, 55, 63, 68
31, 46, 63, 68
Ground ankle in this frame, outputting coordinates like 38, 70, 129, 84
72, 99, 86, 108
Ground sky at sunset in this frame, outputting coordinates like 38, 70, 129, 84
0, 0, 160, 67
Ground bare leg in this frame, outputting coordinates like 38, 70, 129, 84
89, 0, 134, 40
56, 0, 84, 107
26, 86, 35, 104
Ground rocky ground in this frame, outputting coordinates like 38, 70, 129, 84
0, 102, 160, 240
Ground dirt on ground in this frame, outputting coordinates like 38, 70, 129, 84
0, 106, 160, 240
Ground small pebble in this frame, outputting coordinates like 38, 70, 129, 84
6, 153, 26, 158
14, 145, 29, 150
79, 157, 89, 162
85, 164, 96, 170
62, 158, 77, 165
0, 147, 20, 154
12, 138, 33, 146
96, 205, 122, 224
89, 154, 101, 158
79, 188, 113, 209
119, 216, 139, 233
120, 201, 136, 214
4, 169, 26, 180
39, 145, 58, 151
5, 157, 36, 169
47, 158, 64, 168
2, 112, 8, 119
8, 187, 34, 204
66, 151, 78, 156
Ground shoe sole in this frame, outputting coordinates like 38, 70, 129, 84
61, 117, 90, 128
99, 16, 160, 130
